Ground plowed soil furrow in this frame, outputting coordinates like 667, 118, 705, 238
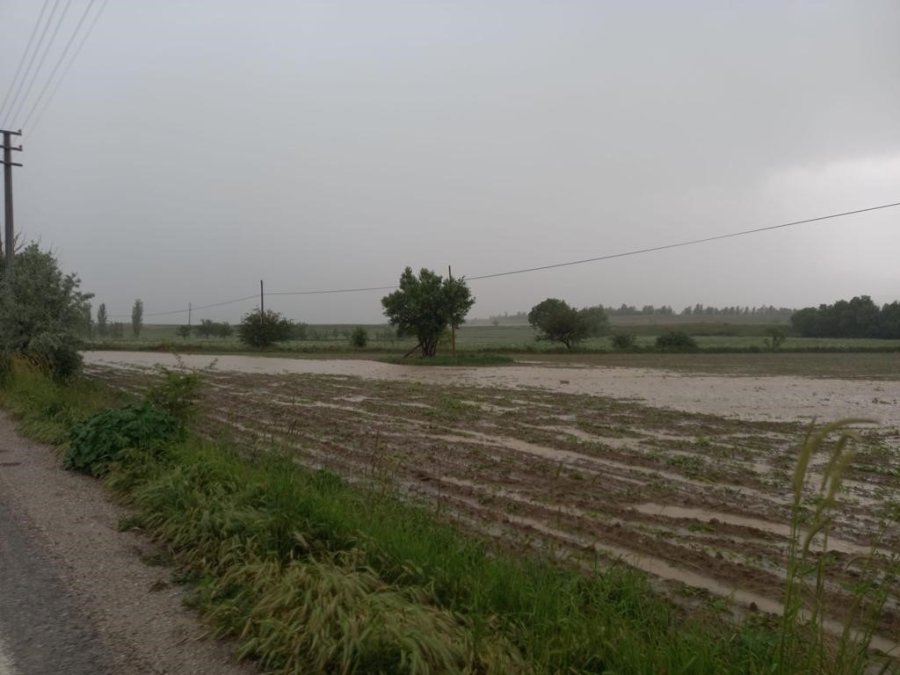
82, 362, 900, 648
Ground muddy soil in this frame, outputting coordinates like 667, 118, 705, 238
83, 353, 900, 656
83, 352, 900, 427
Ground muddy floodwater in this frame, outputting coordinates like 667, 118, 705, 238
84, 352, 900, 426
83, 351, 900, 654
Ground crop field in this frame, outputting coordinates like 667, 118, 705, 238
83, 352, 900, 657
90, 322, 900, 354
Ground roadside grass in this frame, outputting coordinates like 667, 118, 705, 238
1, 363, 896, 674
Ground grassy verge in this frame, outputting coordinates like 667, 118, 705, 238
1, 363, 895, 674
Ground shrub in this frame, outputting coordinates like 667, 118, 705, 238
0, 243, 91, 379
763, 327, 787, 351
26, 332, 82, 380
238, 309, 293, 348
655, 331, 698, 352
610, 332, 637, 351
145, 367, 202, 425
64, 403, 181, 477
350, 326, 368, 348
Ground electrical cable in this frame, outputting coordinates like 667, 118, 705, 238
0, 0, 53, 124
466, 201, 900, 281
103, 200, 900, 319
1, 0, 62, 128
6, 0, 75, 127
20, 0, 99, 132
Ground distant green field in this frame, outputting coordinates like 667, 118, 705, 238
87, 322, 900, 354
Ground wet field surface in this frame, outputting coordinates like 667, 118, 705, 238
84, 352, 900, 654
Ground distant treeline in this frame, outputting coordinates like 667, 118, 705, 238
790, 296, 900, 339
484, 304, 795, 324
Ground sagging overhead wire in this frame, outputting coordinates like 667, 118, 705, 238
21, 0, 101, 131
5, 0, 75, 127
0, 0, 63, 127
0, 0, 53, 123
107, 200, 900, 319
27, 0, 109, 133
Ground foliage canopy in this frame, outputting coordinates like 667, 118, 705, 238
238, 308, 293, 348
382, 267, 475, 357
528, 298, 608, 349
791, 296, 900, 339
0, 243, 92, 378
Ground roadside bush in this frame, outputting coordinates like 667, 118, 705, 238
610, 332, 638, 351
145, 367, 202, 425
0, 243, 91, 379
64, 403, 181, 477
26, 332, 82, 380
350, 326, 368, 348
655, 331, 698, 352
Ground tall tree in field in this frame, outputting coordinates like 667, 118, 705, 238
528, 298, 608, 349
381, 267, 475, 357
131, 298, 144, 337
97, 303, 108, 337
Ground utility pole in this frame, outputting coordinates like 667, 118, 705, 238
260, 280, 264, 314
1, 129, 23, 278
188, 302, 192, 329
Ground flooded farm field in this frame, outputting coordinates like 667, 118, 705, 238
83, 352, 900, 652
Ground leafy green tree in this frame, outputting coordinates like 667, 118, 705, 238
0, 243, 93, 378
195, 319, 215, 338
82, 302, 93, 339
350, 326, 368, 348
381, 267, 475, 357
97, 303, 108, 337
238, 308, 293, 348
176, 325, 192, 339
131, 299, 144, 337
528, 298, 608, 349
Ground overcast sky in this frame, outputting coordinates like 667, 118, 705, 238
2, 0, 898, 323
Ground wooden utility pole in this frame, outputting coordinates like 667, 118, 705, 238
1, 129, 23, 277
188, 302, 192, 328
448, 265, 456, 357
260, 280, 264, 313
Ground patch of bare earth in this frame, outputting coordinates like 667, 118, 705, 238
84, 354, 900, 657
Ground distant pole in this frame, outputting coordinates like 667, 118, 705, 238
1, 129, 23, 279
188, 302, 192, 328
260, 279, 264, 314
448, 265, 456, 357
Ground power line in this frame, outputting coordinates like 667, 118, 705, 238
20, 0, 99, 131
110, 294, 259, 320
27, 0, 108, 134
1, 0, 62, 128
466, 201, 900, 281
104, 200, 900, 319
6, 0, 75, 127
0, 0, 53, 123
269, 284, 398, 297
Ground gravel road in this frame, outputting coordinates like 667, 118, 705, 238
0, 412, 254, 675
